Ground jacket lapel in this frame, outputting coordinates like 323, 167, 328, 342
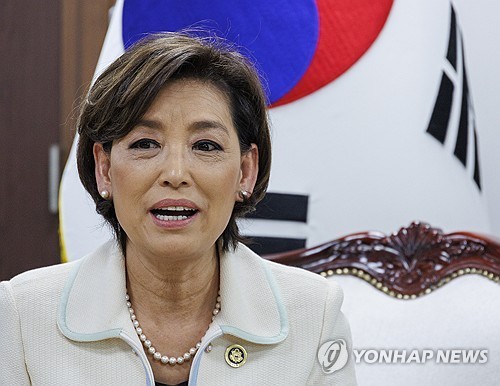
58, 240, 289, 346
57, 240, 139, 345
216, 243, 289, 344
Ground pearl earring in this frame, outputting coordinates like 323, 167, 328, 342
239, 190, 249, 200
100, 190, 110, 199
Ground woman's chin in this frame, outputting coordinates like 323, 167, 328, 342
136, 234, 216, 262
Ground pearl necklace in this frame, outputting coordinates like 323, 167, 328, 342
126, 292, 221, 365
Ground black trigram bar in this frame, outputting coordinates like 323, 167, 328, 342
426, 73, 454, 144
248, 192, 308, 222
246, 192, 309, 255
473, 129, 481, 189
453, 32, 481, 190
447, 6, 457, 69
247, 236, 306, 256
454, 45, 469, 166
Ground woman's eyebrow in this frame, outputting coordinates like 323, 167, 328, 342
134, 118, 231, 136
191, 120, 230, 136
135, 118, 162, 130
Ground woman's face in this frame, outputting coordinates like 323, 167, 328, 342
94, 79, 258, 261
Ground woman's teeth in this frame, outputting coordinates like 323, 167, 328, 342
152, 206, 197, 221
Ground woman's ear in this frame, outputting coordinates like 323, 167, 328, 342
93, 143, 112, 196
237, 144, 259, 201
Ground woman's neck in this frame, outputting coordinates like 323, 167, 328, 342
124, 242, 220, 322
124, 243, 220, 385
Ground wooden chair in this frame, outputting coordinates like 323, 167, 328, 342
264, 222, 500, 385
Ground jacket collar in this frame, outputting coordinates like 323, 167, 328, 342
217, 242, 289, 344
58, 240, 288, 345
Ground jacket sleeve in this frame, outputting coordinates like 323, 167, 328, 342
307, 280, 357, 385
0, 281, 31, 385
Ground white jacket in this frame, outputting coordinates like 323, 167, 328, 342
0, 240, 357, 385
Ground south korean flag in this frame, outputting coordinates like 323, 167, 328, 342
59, 0, 490, 261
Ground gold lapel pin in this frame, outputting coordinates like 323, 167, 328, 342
225, 344, 248, 368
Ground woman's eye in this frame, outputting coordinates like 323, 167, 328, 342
193, 140, 222, 152
130, 139, 160, 149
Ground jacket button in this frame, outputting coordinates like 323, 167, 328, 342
225, 344, 247, 368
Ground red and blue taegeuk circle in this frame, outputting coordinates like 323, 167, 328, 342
123, 0, 393, 107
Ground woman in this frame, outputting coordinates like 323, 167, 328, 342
0, 32, 357, 385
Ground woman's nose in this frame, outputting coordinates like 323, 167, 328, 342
158, 147, 191, 188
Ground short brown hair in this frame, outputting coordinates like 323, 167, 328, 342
77, 32, 271, 253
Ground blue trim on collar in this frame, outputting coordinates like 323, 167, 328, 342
57, 257, 123, 342
219, 257, 289, 344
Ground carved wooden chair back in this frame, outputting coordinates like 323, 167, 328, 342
263, 222, 500, 386
264, 222, 500, 298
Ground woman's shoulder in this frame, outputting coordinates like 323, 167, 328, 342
236, 243, 344, 304
0, 260, 78, 329
1, 240, 118, 307
263, 257, 344, 304
0, 259, 78, 309
4, 260, 77, 293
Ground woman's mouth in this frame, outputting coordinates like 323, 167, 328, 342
150, 206, 199, 221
